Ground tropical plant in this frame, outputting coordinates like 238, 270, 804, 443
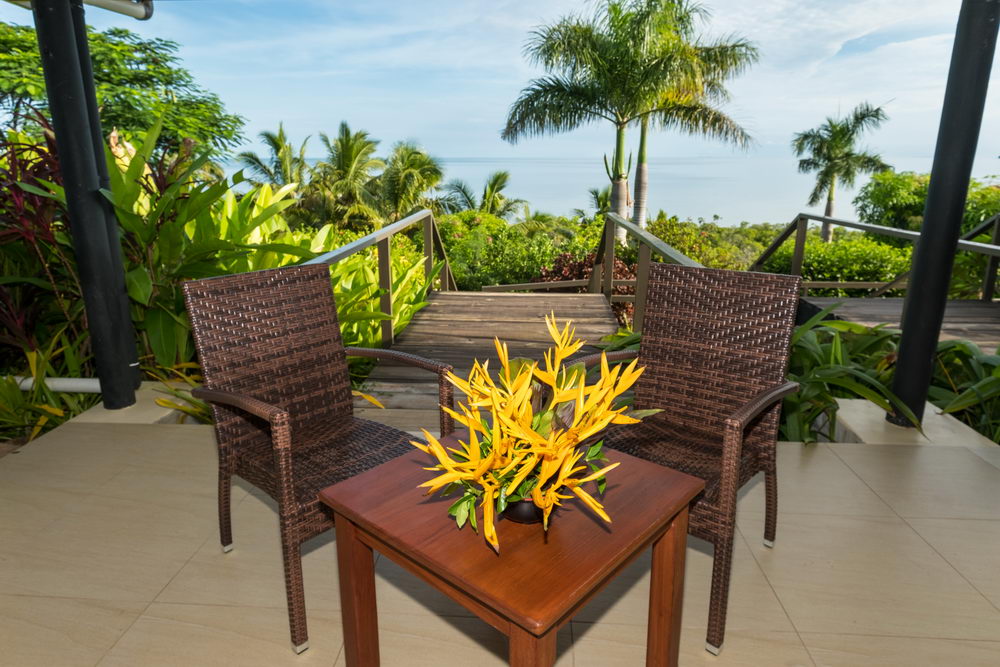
0, 23, 244, 154
375, 142, 445, 222
761, 232, 912, 297
597, 303, 923, 443
236, 123, 312, 188
573, 185, 612, 220
626, 1, 757, 227
443, 171, 526, 219
1, 116, 439, 440
502, 0, 755, 224
412, 316, 648, 551
0, 329, 97, 442
315, 122, 384, 229
932, 339, 1000, 441
792, 102, 891, 241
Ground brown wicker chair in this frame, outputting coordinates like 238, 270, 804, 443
580, 264, 800, 654
182, 264, 455, 653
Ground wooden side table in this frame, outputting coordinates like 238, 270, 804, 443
318, 446, 703, 667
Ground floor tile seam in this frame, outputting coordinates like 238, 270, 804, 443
824, 445, 909, 522
796, 630, 1000, 642
965, 446, 1000, 470
97, 531, 216, 664
330, 642, 344, 667
733, 524, 819, 666
897, 514, 1000, 616
736, 509, 899, 519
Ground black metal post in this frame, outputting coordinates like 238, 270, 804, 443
70, 0, 141, 390
32, 0, 136, 408
889, 0, 1000, 426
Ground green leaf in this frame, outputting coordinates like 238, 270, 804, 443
144, 308, 178, 368
585, 439, 605, 461
791, 302, 843, 345
125, 266, 153, 305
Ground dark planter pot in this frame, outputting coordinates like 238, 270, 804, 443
501, 499, 544, 524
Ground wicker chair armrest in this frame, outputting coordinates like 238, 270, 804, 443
723, 381, 799, 431
345, 347, 457, 436
191, 387, 288, 424
574, 349, 639, 369
346, 347, 452, 375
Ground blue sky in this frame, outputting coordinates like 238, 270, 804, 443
2, 0, 998, 222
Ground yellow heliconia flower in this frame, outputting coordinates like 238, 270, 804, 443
412, 316, 652, 552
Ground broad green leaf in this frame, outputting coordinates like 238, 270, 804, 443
125, 266, 153, 305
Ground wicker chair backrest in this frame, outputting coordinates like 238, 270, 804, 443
183, 264, 354, 448
635, 265, 800, 442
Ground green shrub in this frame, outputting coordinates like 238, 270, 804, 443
761, 233, 911, 296
645, 212, 782, 269
0, 118, 435, 440
437, 211, 602, 290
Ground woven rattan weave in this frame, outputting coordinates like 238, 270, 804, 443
581, 264, 800, 653
183, 264, 454, 652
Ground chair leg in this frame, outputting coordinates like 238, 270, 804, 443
764, 469, 777, 548
219, 472, 233, 552
705, 532, 735, 654
279, 519, 309, 653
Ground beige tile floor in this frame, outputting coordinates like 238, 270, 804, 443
1, 421, 999, 666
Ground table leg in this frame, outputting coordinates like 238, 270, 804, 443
646, 507, 689, 667
509, 624, 556, 667
336, 514, 380, 666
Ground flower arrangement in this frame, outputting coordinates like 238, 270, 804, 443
411, 315, 649, 552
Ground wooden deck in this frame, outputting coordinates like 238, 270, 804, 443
355, 291, 619, 433
808, 297, 1000, 351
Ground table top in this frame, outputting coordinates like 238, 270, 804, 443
318, 442, 703, 635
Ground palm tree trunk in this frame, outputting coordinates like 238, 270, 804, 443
632, 116, 649, 228
821, 177, 836, 242
609, 124, 629, 242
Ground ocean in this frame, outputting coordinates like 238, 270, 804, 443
225, 153, 950, 226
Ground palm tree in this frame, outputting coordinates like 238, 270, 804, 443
792, 102, 892, 241
376, 142, 445, 222
444, 171, 527, 219
627, 2, 758, 227
573, 185, 611, 220
236, 123, 311, 187
502, 0, 754, 228
315, 121, 384, 228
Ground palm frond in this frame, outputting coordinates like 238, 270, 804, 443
502, 75, 612, 143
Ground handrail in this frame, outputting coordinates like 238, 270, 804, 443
304, 209, 456, 346
749, 212, 1000, 300
606, 213, 704, 268
869, 212, 1000, 298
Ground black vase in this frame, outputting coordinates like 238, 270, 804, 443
501, 499, 544, 524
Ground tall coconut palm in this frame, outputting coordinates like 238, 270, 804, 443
315, 121, 384, 228
236, 123, 311, 187
628, 1, 758, 227
792, 102, 892, 241
444, 171, 527, 219
503, 0, 754, 229
376, 142, 445, 222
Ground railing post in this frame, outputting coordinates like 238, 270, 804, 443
603, 215, 616, 298
633, 243, 651, 332
587, 229, 606, 294
790, 216, 808, 277
377, 237, 393, 346
981, 217, 1000, 301
423, 213, 434, 287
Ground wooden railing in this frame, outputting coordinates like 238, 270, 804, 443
483, 213, 701, 331
304, 209, 456, 346
749, 212, 1000, 300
